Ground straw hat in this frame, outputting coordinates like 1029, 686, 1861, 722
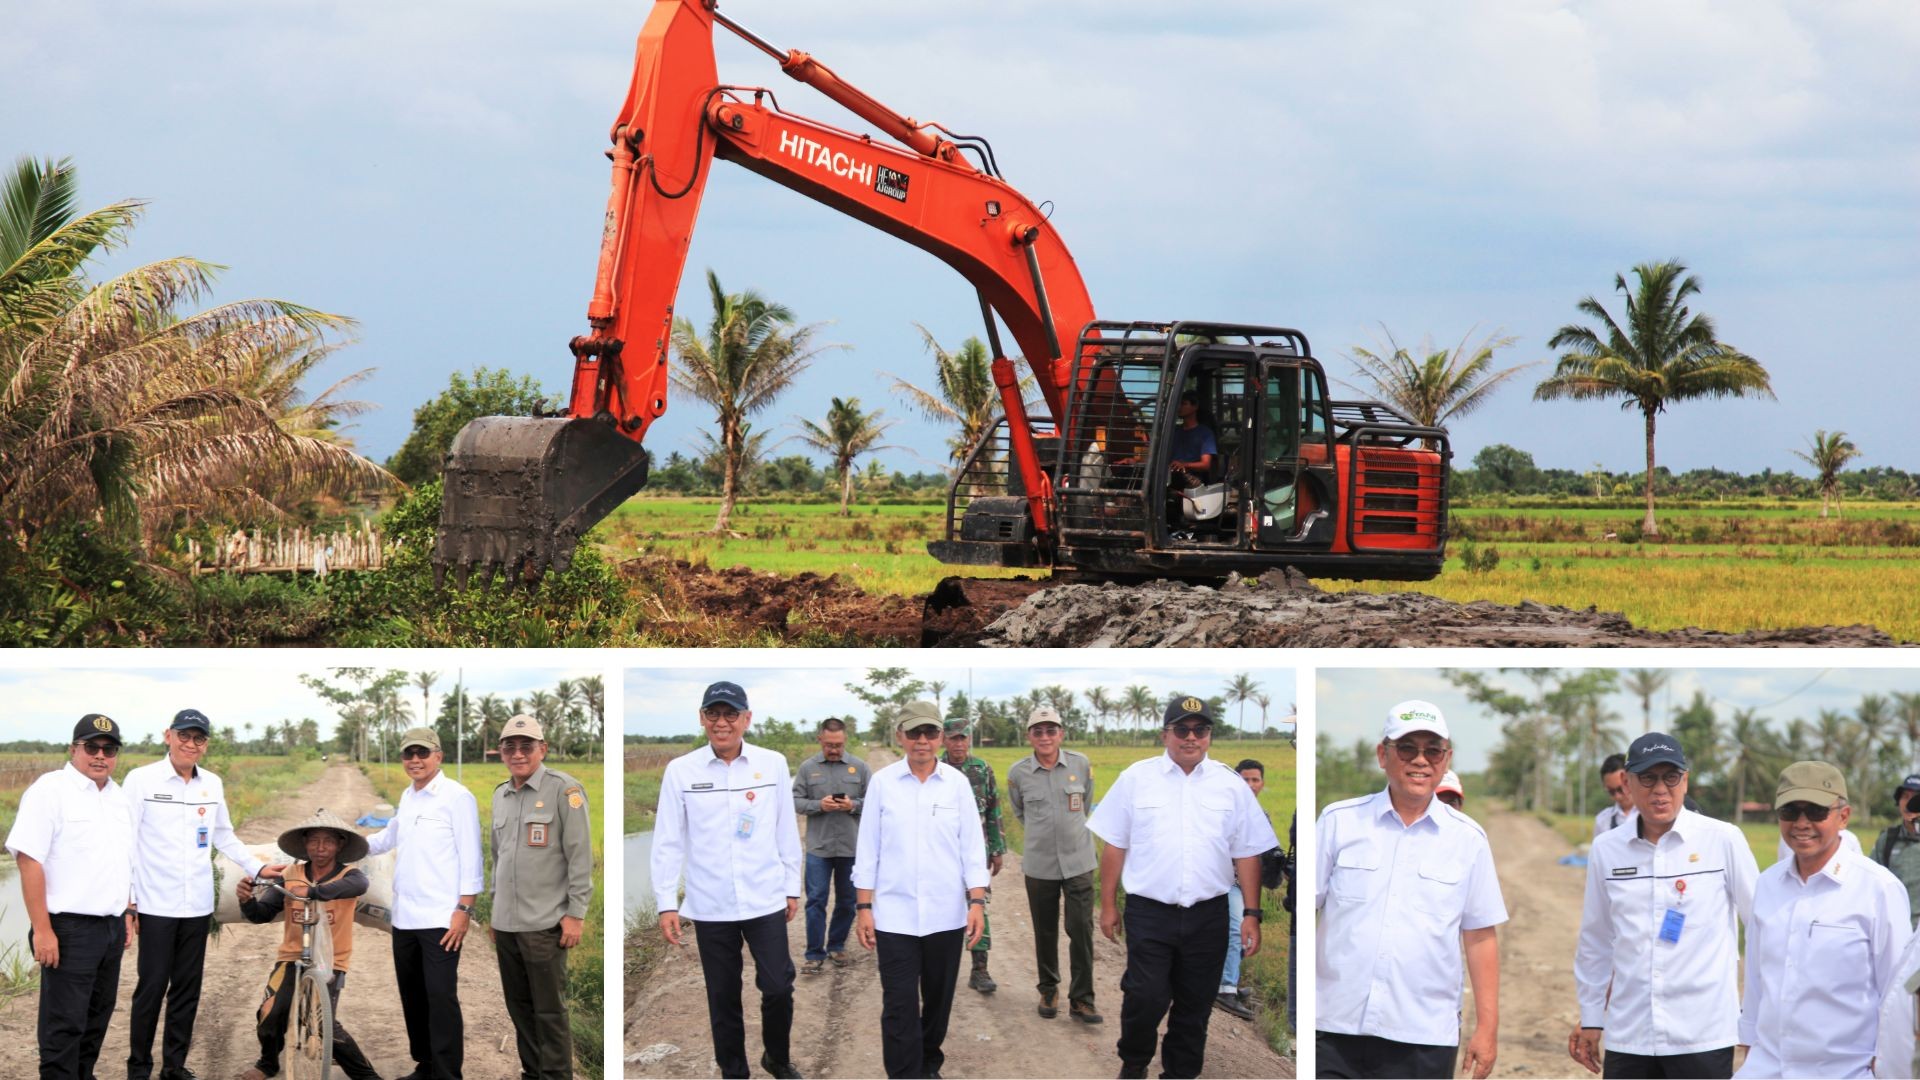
276, 808, 370, 864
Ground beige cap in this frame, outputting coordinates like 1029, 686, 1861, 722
1776, 760, 1848, 808
893, 700, 943, 736
500, 714, 545, 742
1027, 704, 1063, 730
400, 726, 440, 752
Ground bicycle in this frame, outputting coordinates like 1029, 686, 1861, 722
248, 876, 335, 1080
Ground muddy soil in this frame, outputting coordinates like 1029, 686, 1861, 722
621, 557, 1903, 648
625, 748, 1293, 1079
0, 763, 525, 1079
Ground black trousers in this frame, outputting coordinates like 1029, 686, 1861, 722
693, 910, 796, 1080
253, 963, 379, 1080
494, 927, 574, 1080
394, 926, 465, 1078
33, 913, 123, 1080
128, 912, 209, 1079
1316, 1031, 1456, 1079
1603, 1047, 1735, 1079
1116, 894, 1229, 1079
875, 928, 964, 1080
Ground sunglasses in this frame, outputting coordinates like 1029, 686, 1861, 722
1634, 770, 1685, 790
78, 741, 120, 758
1778, 802, 1836, 823
1029, 724, 1062, 737
401, 746, 436, 761
1905, 794, 1920, 814
902, 727, 942, 742
499, 740, 539, 757
1169, 723, 1212, 740
1388, 740, 1448, 763
1604, 784, 1626, 798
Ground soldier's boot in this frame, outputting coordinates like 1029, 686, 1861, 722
969, 949, 997, 994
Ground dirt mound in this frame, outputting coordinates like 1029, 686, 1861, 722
619, 555, 926, 644
954, 573, 1904, 648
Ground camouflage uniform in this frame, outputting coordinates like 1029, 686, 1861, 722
944, 719, 1007, 996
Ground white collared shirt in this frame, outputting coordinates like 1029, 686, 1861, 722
1085, 753, 1278, 907
1594, 803, 1638, 839
1575, 808, 1758, 1055
1875, 931, 1920, 1080
1775, 827, 1862, 867
1737, 847, 1912, 1079
5, 763, 134, 917
850, 760, 990, 936
652, 740, 803, 922
364, 770, 484, 930
1316, 789, 1508, 1047
123, 757, 262, 918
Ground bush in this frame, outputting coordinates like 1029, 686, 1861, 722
0, 524, 183, 645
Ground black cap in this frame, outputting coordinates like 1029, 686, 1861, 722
74, 714, 123, 745
1625, 731, 1688, 774
701, 681, 749, 711
1162, 694, 1212, 728
171, 708, 211, 733
1898, 774, 1920, 794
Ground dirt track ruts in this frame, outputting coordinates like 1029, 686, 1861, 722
625, 748, 1295, 1079
0, 763, 524, 1079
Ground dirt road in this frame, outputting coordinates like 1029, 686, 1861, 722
625, 749, 1294, 1079
1460, 806, 1588, 1079
0, 763, 525, 1079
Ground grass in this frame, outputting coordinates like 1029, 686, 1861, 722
360, 758, 606, 1079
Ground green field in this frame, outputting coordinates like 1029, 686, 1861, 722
592, 497, 1920, 639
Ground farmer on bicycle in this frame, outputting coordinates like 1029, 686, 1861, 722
236, 808, 381, 1080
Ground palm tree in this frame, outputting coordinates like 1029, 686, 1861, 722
885, 326, 1028, 468
1, 157, 393, 542
1535, 260, 1773, 536
413, 671, 439, 735
1342, 325, 1531, 431
795, 396, 897, 515
241, 721, 254, 751
1623, 669, 1669, 734
671, 269, 832, 534
1857, 694, 1892, 792
1727, 708, 1776, 825
1124, 684, 1156, 746
1897, 692, 1920, 775
1792, 430, 1862, 519
1223, 674, 1261, 741
1086, 687, 1114, 746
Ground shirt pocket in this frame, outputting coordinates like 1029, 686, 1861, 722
1133, 797, 1170, 844
1807, 919, 1871, 977
520, 807, 556, 849
1329, 846, 1379, 902
1411, 857, 1467, 917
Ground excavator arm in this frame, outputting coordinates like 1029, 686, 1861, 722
434, 0, 1095, 585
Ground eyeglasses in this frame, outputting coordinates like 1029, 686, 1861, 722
1029, 724, 1062, 737
1634, 770, 1686, 790
78, 741, 120, 758
1778, 802, 1836, 823
1388, 740, 1449, 763
499, 740, 538, 757
701, 708, 743, 724
174, 732, 209, 747
401, 747, 435, 761
1604, 784, 1626, 798
1169, 723, 1212, 740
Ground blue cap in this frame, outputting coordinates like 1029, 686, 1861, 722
701, 681, 749, 711
1898, 774, 1920, 794
171, 709, 211, 733
1626, 731, 1688, 774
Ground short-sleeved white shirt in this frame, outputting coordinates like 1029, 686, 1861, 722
851, 760, 990, 936
5, 763, 134, 917
364, 770, 484, 930
1574, 809, 1758, 1055
1594, 803, 1638, 838
124, 758, 262, 918
1316, 789, 1508, 1047
1084, 753, 1278, 907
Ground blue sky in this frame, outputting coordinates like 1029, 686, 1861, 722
625, 662, 1295, 737
8, 2, 1916, 476
1317, 666, 1920, 774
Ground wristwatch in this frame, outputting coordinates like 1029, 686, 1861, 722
855, 902, 873, 911
1243, 908, 1263, 922
455, 903, 475, 914
968, 897, 986, 907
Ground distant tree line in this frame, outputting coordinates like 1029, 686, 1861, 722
1455, 443, 1918, 503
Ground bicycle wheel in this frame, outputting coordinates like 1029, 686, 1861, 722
286, 969, 333, 1080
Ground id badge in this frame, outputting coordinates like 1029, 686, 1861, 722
1067, 792, 1085, 813
526, 822, 549, 847
1658, 908, 1685, 943
736, 813, 756, 839
196, 825, 210, 849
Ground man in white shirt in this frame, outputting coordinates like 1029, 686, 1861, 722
1088, 695, 1279, 1080
123, 708, 264, 1080
1737, 761, 1911, 1079
1316, 699, 1507, 1080
5, 714, 136, 1080
652, 682, 804, 1080
364, 726, 483, 1080
1570, 731, 1758, 1078
852, 701, 989, 1080
1594, 753, 1639, 838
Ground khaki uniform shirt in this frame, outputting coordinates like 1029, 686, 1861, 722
793, 752, 870, 859
491, 764, 593, 932
1006, 749, 1097, 880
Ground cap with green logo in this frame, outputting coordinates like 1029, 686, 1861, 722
1383, 699, 1449, 741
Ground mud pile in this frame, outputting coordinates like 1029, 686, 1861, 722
618, 555, 926, 644
956, 570, 1902, 648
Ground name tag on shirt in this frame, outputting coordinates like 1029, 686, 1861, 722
1659, 908, 1685, 943
196, 825, 209, 849
736, 813, 756, 839
527, 822, 549, 847
1067, 793, 1085, 813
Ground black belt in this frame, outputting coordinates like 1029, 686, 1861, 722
49, 912, 121, 921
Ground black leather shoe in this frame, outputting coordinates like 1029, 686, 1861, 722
760, 1052, 804, 1079
160, 1070, 202, 1080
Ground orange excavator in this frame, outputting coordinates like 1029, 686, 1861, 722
433, 0, 1450, 586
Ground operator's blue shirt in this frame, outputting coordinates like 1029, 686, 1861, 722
1170, 423, 1217, 467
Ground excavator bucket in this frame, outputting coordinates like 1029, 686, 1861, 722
432, 416, 650, 587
